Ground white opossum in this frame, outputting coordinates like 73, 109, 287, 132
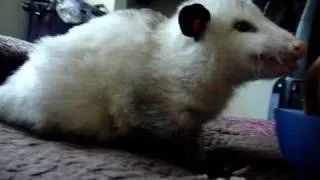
0, 0, 306, 150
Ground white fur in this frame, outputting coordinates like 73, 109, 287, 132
0, 0, 304, 141
0, 9, 167, 138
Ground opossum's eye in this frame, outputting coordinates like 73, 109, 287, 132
233, 20, 257, 33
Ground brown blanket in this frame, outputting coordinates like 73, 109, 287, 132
0, 35, 292, 180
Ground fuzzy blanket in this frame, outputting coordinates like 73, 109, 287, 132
0, 35, 292, 180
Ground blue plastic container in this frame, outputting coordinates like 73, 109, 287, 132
274, 108, 320, 179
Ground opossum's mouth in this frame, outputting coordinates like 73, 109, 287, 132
262, 60, 299, 74
258, 53, 303, 75
254, 41, 307, 77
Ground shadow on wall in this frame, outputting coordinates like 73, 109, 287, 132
0, 0, 28, 39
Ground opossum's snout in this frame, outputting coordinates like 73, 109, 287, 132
260, 40, 307, 62
257, 37, 308, 77
289, 40, 308, 59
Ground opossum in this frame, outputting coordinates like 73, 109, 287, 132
0, 0, 307, 178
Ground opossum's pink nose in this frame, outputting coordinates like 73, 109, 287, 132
292, 41, 308, 57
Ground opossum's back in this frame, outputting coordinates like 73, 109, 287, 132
62, 8, 167, 51
23, 8, 168, 99
30, 8, 168, 75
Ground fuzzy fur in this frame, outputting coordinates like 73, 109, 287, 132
0, 0, 306, 142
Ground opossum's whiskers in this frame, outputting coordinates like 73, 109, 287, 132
254, 52, 263, 79
275, 53, 283, 64
257, 56, 263, 77
263, 1, 271, 14
251, 60, 258, 79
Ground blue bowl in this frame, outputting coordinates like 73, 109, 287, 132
274, 108, 320, 179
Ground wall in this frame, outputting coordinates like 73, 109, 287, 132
222, 79, 277, 120
0, 0, 28, 39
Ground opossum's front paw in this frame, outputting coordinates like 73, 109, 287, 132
214, 176, 246, 180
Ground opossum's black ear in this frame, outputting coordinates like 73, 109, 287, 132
178, 3, 210, 41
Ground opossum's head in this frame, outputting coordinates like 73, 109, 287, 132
177, 0, 307, 80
